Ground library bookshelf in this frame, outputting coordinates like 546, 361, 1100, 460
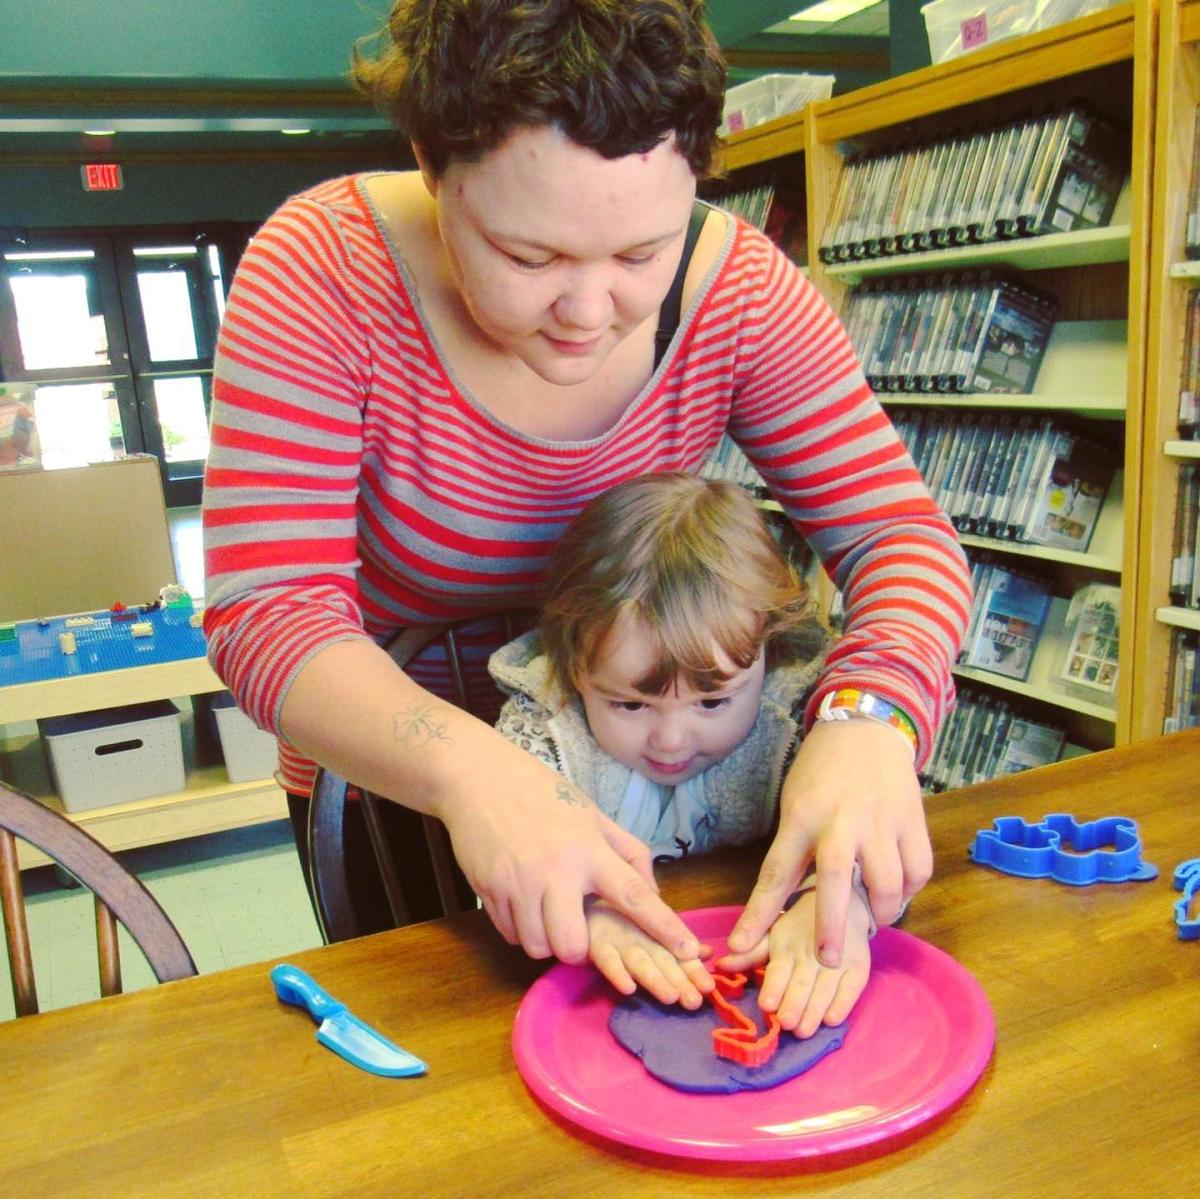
716, 3, 1155, 764
1136, 0, 1200, 738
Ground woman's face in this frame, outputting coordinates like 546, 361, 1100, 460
424, 125, 697, 386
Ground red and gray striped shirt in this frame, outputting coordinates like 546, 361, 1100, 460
203, 174, 971, 793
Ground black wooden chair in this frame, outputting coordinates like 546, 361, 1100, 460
0, 780, 197, 1016
308, 615, 531, 943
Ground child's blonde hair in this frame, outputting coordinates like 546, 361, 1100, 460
540, 471, 817, 699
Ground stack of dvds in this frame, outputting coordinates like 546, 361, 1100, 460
891, 409, 1117, 552
1176, 292, 1200, 439
818, 103, 1127, 263
841, 272, 1057, 393
922, 683, 1066, 792
1170, 463, 1200, 608
959, 553, 1053, 682
709, 180, 776, 230
699, 436, 769, 495
1164, 631, 1200, 733
701, 177, 777, 494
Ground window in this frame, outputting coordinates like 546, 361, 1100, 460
0, 224, 252, 505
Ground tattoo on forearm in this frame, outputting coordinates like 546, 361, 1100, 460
392, 704, 453, 749
556, 781, 591, 809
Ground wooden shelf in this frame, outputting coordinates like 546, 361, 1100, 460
813, 4, 1135, 143
882, 393, 1125, 417
0, 656, 284, 870
1156, 605, 1200, 630
823, 225, 1131, 284
1, 726, 285, 870
0, 656, 224, 725
718, 109, 807, 173
1133, 0, 1200, 737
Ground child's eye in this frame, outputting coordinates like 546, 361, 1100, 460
612, 700, 646, 712
699, 697, 731, 711
617, 253, 655, 266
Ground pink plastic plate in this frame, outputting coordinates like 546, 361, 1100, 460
512, 906, 994, 1162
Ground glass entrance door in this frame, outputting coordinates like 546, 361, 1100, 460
116, 236, 228, 505
0, 226, 244, 506
0, 238, 141, 470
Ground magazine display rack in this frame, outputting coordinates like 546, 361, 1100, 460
717, 2, 1152, 771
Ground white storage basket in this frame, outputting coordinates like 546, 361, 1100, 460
40, 700, 185, 813
211, 692, 279, 783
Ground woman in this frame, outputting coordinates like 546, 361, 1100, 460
202, 0, 971, 973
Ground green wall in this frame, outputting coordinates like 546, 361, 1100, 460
0, 159, 391, 229
0, 0, 377, 84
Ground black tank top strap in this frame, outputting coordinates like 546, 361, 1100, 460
653, 199, 713, 370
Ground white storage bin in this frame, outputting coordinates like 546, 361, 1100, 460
920, 0, 1118, 65
211, 692, 279, 783
40, 700, 185, 813
720, 73, 835, 137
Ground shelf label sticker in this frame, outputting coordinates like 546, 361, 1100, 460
961, 13, 989, 50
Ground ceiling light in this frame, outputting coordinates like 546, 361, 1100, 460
280, 128, 311, 136
82, 129, 116, 137
789, 0, 880, 22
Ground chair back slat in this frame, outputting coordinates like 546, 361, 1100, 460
0, 782, 197, 1015
307, 767, 359, 944
309, 614, 532, 942
361, 793, 414, 927
0, 825, 38, 1015
95, 899, 121, 997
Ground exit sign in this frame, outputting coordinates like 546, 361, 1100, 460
81, 163, 123, 191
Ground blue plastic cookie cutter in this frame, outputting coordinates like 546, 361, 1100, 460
1173, 859, 1200, 940
969, 813, 1158, 885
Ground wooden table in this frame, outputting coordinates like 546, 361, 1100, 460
2, 730, 1198, 1198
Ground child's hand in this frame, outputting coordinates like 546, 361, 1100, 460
717, 886, 871, 1037
587, 899, 714, 1009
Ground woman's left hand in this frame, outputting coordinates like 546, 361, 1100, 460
725, 717, 931, 966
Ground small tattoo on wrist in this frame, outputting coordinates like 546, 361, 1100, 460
556, 781, 590, 809
393, 704, 452, 748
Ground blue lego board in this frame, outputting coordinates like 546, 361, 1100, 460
0, 605, 207, 688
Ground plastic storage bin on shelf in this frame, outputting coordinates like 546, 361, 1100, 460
720, 74, 835, 137
39, 700, 185, 813
920, 0, 1118, 66
211, 691, 279, 783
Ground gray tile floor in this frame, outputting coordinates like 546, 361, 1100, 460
1, 505, 323, 1023
0, 821, 323, 1022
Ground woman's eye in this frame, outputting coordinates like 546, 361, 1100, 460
699, 697, 730, 711
507, 253, 552, 271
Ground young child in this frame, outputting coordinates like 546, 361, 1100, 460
490, 471, 881, 1039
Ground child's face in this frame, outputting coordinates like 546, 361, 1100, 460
578, 614, 767, 787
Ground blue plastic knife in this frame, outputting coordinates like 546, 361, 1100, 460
270, 963, 428, 1077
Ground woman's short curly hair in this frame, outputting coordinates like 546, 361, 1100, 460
351, 0, 726, 178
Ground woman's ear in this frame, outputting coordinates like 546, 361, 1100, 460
412, 144, 439, 197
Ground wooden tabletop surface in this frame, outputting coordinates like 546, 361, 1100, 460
2, 729, 1197, 1198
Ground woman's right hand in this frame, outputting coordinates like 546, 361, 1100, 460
437, 739, 701, 966
279, 638, 699, 968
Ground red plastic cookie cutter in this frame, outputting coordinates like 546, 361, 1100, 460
708, 968, 781, 1067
